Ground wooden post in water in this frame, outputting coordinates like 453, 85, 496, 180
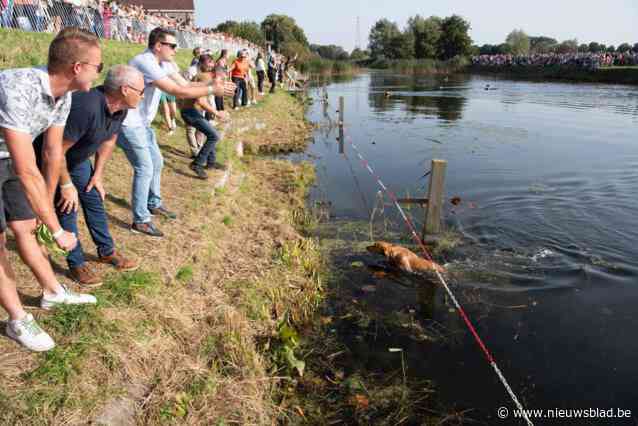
423, 159, 447, 236
338, 96, 345, 153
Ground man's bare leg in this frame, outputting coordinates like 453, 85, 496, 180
0, 232, 27, 321
8, 219, 61, 297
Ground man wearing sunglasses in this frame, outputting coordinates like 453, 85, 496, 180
0, 27, 100, 352
118, 27, 236, 238
35, 65, 145, 287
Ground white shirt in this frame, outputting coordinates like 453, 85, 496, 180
0, 67, 72, 159
123, 50, 170, 128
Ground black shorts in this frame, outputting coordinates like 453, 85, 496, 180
0, 158, 36, 232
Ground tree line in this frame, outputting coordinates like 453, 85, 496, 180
480, 30, 638, 56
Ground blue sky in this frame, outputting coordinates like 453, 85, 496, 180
194, 0, 638, 52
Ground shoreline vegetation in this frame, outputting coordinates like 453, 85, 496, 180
361, 53, 638, 84
469, 64, 638, 85
300, 57, 360, 76
365, 56, 470, 75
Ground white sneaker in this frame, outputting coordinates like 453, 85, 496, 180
41, 284, 97, 310
6, 313, 55, 352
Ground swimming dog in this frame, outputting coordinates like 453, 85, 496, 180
367, 241, 445, 275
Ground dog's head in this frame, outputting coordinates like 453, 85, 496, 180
366, 241, 392, 256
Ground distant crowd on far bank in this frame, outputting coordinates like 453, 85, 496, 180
472, 51, 638, 70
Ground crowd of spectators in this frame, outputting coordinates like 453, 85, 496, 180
472, 51, 638, 70
0, 0, 259, 56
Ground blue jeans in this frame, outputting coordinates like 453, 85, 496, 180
57, 160, 115, 269
181, 108, 219, 167
116, 126, 163, 224
232, 77, 247, 108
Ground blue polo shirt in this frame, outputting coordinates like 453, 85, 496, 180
35, 86, 127, 169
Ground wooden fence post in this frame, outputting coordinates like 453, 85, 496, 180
423, 159, 447, 236
338, 96, 345, 153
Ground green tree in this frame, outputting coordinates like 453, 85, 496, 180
506, 29, 530, 55
311, 44, 350, 60
588, 42, 605, 53
215, 21, 265, 46
438, 15, 472, 59
350, 47, 369, 61
633, 43, 638, 52
578, 44, 589, 52
279, 41, 312, 62
556, 39, 578, 54
617, 43, 632, 53
407, 15, 442, 59
215, 20, 239, 34
261, 14, 308, 51
387, 30, 415, 59
497, 43, 512, 54
368, 18, 402, 59
529, 36, 558, 53
606, 45, 616, 53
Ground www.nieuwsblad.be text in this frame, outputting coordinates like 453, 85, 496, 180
497, 406, 632, 420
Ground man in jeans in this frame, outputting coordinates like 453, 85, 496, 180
118, 27, 235, 238
0, 27, 99, 352
180, 65, 229, 179
35, 65, 143, 287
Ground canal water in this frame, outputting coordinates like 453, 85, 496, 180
298, 71, 638, 424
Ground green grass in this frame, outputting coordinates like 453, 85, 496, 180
97, 270, 160, 306
176, 265, 194, 282
0, 28, 192, 73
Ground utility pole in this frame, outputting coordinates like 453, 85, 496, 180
356, 16, 361, 50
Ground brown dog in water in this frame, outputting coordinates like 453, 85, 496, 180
367, 241, 446, 274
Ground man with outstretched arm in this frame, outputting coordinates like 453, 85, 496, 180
117, 27, 235, 238
0, 27, 100, 352
35, 65, 144, 287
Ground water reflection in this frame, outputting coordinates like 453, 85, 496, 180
368, 73, 468, 122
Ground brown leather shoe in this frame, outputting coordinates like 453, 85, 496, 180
98, 251, 139, 272
70, 264, 103, 288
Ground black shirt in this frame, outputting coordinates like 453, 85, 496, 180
34, 86, 127, 169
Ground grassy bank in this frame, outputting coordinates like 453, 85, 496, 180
0, 29, 328, 424
470, 64, 638, 85
367, 56, 470, 75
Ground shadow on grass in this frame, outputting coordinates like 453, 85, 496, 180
105, 194, 132, 210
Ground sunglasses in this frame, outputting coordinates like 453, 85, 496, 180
126, 85, 145, 96
160, 41, 178, 50
78, 62, 104, 73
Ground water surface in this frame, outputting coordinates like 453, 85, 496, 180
299, 71, 638, 424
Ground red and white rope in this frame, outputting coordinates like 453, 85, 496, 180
342, 132, 534, 426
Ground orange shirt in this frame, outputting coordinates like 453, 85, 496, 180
230, 59, 249, 79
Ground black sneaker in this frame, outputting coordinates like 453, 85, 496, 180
206, 162, 226, 171
189, 161, 209, 179
131, 222, 164, 237
149, 206, 177, 220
